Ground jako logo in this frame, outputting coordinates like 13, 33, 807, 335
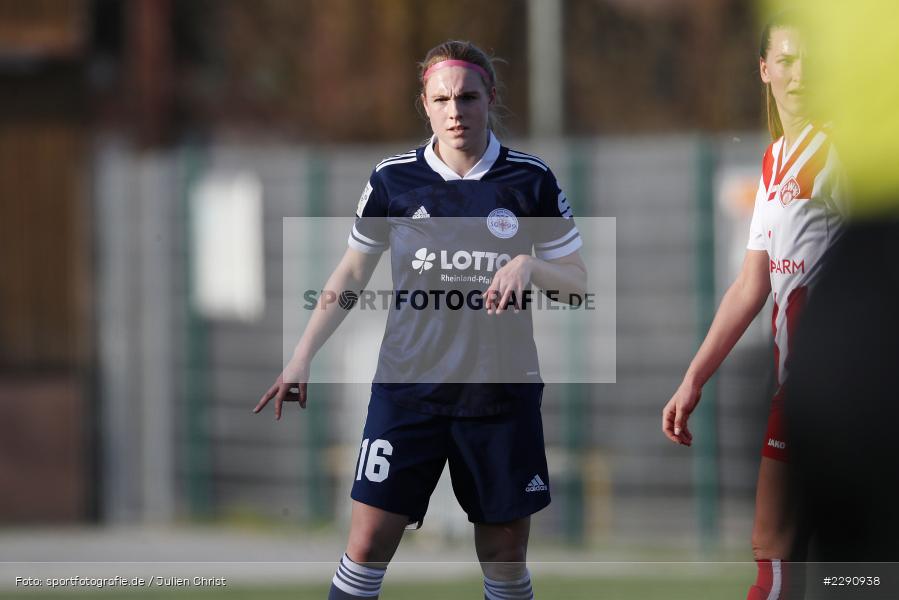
767, 438, 786, 450
412, 248, 436, 273
412, 248, 512, 273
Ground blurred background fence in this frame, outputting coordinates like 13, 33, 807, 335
2, 0, 780, 559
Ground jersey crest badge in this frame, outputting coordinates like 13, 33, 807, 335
779, 177, 801, 207
486, 208, 518, 239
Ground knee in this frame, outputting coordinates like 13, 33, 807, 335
752, 522, 791, 560
346, 532, 392, 566
479, 544, 528, 581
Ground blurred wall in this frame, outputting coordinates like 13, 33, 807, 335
0, 0, 93, 522
92, 133, 772, 548
0, 0, 778, 542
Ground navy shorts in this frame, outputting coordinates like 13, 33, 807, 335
350, 391, 550, 525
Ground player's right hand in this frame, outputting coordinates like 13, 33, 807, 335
662, 380, 700, 446
253, 357, 310, 420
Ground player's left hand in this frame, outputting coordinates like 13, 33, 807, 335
483, 255, 533, 315
253, 354, 310, 420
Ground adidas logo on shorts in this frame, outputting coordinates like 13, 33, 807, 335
412, 206, 430, 219
525, 474, 548, 492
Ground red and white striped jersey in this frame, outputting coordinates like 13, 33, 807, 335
747, 123, 845, 388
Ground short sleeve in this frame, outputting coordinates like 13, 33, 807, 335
348, 170, 389, 254
533, 168, 583, 260
746, 175, 767, 251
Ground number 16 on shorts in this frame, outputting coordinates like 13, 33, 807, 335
356, 439, 393, 483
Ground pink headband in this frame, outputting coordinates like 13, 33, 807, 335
422, 59, 492, 84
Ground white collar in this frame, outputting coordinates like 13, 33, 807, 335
424, 131, 500, 181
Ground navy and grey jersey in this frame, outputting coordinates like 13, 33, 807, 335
347, 132, 582, 416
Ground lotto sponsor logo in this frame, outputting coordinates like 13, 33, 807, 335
412, 248, 512, 273
767, 438, 786, 450
770, 258, 806, 274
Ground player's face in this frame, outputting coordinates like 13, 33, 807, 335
422, 66, 494, 155
760, 27, 807, 122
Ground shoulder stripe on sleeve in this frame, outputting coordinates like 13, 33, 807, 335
350, 223, 385, 247
507, 149, 549, 169
535, 232, 582, 261
375, 150, 416, 168
506, 156, 548, 171
348, 224, 387, 254
375, 155, 418, 172
534, 228, 580, 251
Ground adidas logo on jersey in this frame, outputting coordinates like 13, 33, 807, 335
525, 475, 548, 492
412, 206, 430, 219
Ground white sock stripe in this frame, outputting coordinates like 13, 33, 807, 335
331, 573, 380, 597
767, 559, 782, 600
340, 554, 387, 579
486, 583, 533, 595
484, 571, 533, 600
484, 587, 534, 600
487, 578, 532, 587
336, 565, 382, 590
484, 583, 534, 600
485, 579, 533, 592
485, 588, 532, 600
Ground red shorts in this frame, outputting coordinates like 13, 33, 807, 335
761, 389, 789, 462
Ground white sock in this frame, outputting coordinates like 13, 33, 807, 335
484, 570, 535, 600
330, 553, 386, 598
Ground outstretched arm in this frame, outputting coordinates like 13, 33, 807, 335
254, 247, 381, 419
662, 249, 771, 445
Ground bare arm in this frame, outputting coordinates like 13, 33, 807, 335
291, 248, 382, 362
662, 249, 771, 445
254, 247, 381, 418
530, 250, 588, 299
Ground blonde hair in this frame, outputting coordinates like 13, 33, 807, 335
417, 40, 507, 138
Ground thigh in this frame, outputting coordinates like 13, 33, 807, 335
762, 390, 790, 461
448, 393, 550, 524
351, 394, 449, 526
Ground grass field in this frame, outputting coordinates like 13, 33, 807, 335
2, 574, 747, 600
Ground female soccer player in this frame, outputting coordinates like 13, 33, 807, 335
662, 11, 843, 600
255, 40, 586, 600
